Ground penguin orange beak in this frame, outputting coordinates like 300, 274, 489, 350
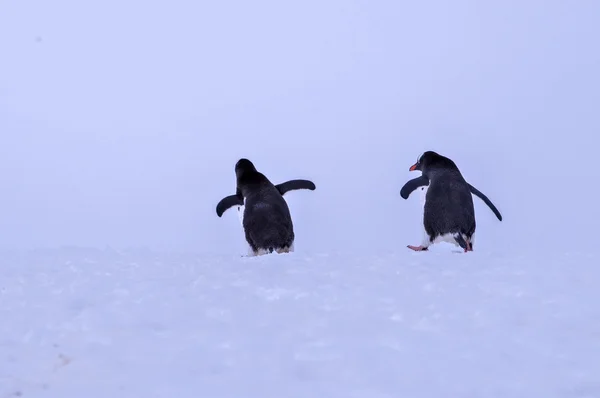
409, 162, 419, 171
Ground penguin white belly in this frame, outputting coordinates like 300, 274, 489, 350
237, 196, 247, 227
419, 186, 430, 246
432, 233, 461, 246
419, 185, 428, 208
421, 230, 462, 248
237, 204, 244, 227
238, 198, 253, 255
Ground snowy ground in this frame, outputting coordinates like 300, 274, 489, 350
1, 247, 599, 398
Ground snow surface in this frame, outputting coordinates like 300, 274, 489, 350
1, 247, 599, 397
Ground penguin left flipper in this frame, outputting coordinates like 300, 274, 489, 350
275, 179, 316, 196
216, 194, 244, 217
467, 183, 503, 221
400, 176, 429, 199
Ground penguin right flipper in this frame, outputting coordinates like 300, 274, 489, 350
275, 179, 316, 196
216, 194, 244, 217
400, 176, 429, 199
467, 183, 503, 221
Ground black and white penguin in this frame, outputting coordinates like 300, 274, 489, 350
216, 158, 316, 256
400, 151, 502, 252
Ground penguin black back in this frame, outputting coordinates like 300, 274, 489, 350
216, 158, 316, 256
421, 152, 477, 250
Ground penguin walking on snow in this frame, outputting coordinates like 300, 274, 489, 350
400, 151, 502, 252
216, 158, 316, 256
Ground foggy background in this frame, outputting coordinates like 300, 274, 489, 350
1, 0, 598, 255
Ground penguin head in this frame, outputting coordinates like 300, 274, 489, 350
409, 151, 438, 172
235, 158, 257, 177
409, 151, 457, 174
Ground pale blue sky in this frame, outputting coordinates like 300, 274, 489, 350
1, 0, 598, 254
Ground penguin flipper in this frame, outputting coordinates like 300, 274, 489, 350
400, 176, 429, 199
467, 183, 503, 221
275, 179, 316, 195
216, 194, 244, 217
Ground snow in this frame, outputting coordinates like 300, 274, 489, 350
1, 247, 599, 397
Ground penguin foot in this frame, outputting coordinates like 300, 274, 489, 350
454, 234, 474, 253
464, 240, 473, 252
407, 245, 429, 251
464, 238, 473, 252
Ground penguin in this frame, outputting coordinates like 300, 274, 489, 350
399, 151, 502, 252
216, 158, 316, 256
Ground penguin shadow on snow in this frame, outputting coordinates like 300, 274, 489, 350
216, 158, 316, 257
399, 151, 503, 253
